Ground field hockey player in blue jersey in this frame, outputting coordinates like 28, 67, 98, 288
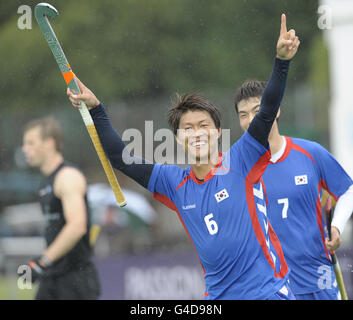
234, 53, 353, 300
67, 14, 300, 300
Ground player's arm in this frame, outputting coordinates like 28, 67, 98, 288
67, 78, 154, 189
311, 142, 353, 251
40, 167, 88, 266
248, 14, 299, 147
326, 184, 353, 251
67, 79, 183, 208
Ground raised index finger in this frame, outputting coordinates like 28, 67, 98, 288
280, 13, 287, 35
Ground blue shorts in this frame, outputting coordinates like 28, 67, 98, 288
268, 282, 296, 300
295, 287, 340, 300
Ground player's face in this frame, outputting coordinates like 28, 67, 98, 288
237, 97, 261, 132
22, 127, 49, 168
177, 110, 220, 163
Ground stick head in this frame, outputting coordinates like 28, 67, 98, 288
34, 3, 59, 21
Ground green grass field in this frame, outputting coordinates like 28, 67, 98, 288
0, 276, 36, 300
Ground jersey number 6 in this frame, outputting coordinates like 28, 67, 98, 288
204, 213, 218, 235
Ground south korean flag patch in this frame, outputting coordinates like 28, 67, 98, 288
215, 188, 229, 203
295, 174, 308, 185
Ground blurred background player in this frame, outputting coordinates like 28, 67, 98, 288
22, 116, 101, 300
66, 14, 299, 299
234, 80, 353, 300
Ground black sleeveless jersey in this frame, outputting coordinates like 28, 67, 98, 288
38, 161, 92, 276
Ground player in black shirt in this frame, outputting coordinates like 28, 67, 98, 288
22, 116, 100, 300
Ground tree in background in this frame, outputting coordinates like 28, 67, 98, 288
0, 0, 326, 203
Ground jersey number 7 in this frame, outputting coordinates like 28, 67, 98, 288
278, 198, 289, 219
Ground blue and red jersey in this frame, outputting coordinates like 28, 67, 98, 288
148, 131, 289, 299
262, 136, 353, 295
88, 58, 292, 299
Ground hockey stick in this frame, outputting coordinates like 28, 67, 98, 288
34, 3, 126, 207
325, 196, 348, 300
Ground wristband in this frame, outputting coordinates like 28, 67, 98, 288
40, 254, 53, 267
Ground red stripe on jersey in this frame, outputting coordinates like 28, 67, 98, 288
321, 179, 338, 201
279, 137, 338, 201
152, 193, 177, 211
189, 153, 230, 185
274, 136, 316, 164
176, 175, 191, 191
271, 136, 335, 262
219, 166, 231, 172
153, 192, 207, 296
175, 153, 231, 189
281, 136, 316, 163
260, 178, 268, 207
276, 137, 339, 203
316, 180, 331, 260
274, 136, 293, 163
245, 150, 288, 278
245, 150, 271, 184
174, 207, 207, 296
291, 144, 316, 164
174, 208, 206, 274
268, 222, 288, 278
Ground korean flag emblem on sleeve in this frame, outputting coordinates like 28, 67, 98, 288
215, 188, 229, 203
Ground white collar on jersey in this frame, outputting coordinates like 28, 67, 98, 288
270, 136, 286, 163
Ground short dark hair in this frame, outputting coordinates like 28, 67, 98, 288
24, 116, 63, 152
168, 93, 221, 135
234, 80, 267, 113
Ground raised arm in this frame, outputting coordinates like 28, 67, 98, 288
248, 14, 300, 147
67, 79, 154, 189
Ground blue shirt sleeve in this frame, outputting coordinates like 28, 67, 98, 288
147, 163, 186, 210
311, 143, 353, 199
226, 131, 271, 183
